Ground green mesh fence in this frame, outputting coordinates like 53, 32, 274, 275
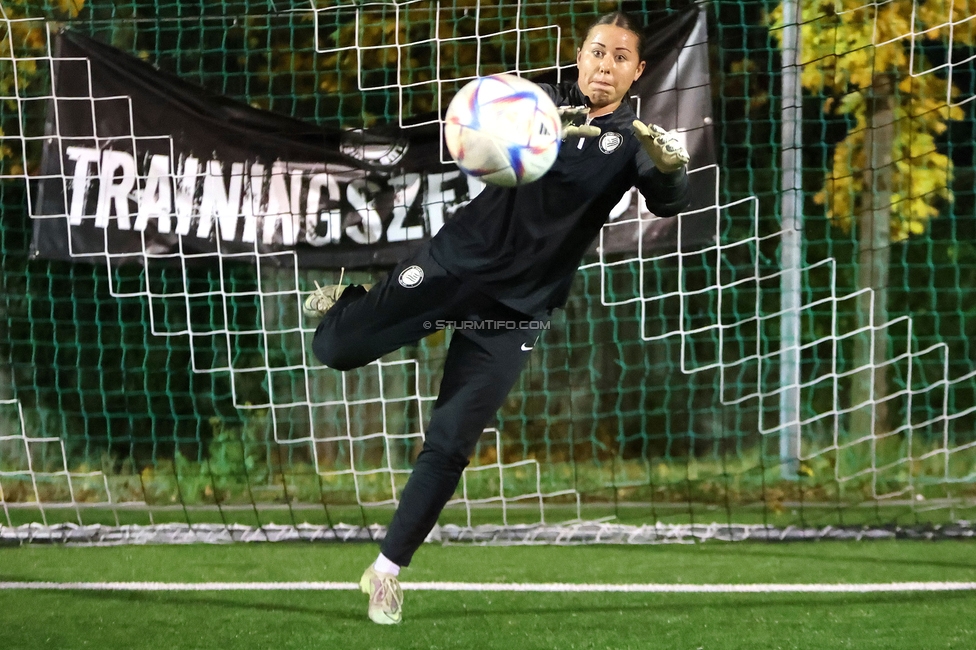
1, 0, 975, 540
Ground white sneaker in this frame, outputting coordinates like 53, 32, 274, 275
359, 565, 403, 625
302, 269, 371, 318
302, 280, 348, 318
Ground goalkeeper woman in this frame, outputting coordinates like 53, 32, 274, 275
307, 10, 690, 625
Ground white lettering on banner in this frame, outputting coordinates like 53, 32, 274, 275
262, 162, 303, 246
386, 173, 423, 243
344, 178, 384, 244
94, 149, 136, 229
135, 154, 173, 233
305, 173, 342, 245
424, 170, 483, 236
174, 156, 200, 236
66, 147, 101, 225
241, 162, 264, 244
61, 149, 475, 248
197, 160, 244, 241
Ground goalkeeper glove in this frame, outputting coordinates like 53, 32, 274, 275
632, 121, 689, 173
558, 105, 600, 140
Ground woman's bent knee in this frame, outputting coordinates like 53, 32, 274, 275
312, 324, 364, 371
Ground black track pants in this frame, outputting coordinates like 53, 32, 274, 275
312, 246, 546, 566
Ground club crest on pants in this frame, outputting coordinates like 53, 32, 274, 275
398, 265, 424, 288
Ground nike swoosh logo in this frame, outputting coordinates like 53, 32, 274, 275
521, 343, 533, 351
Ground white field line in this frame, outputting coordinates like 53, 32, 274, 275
2, 581, 976, 593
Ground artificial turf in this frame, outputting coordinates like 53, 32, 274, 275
2, 540, 975, 649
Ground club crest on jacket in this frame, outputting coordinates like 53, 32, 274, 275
398, 265, 424, 288
599, 132, 622, 154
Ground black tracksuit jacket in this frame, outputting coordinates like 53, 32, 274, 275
428, 81, 691, 316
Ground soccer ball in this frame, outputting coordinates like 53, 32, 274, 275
444, 74, 561, 187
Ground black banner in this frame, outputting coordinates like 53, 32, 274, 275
31, 7, 715, 269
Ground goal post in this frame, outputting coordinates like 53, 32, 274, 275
1, 1, 975, 545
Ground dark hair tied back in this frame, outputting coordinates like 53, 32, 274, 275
584, 11, 647, 62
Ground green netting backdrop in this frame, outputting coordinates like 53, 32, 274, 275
1, 0, 975, 534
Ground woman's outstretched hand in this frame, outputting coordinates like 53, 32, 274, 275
632, 121, 689, 172
558, 106, 601, 139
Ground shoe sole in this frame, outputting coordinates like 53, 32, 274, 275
302, 296, 334, 319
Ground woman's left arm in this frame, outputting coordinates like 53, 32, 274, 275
632, 145, 691, 218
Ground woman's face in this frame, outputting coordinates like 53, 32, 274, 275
576, 24, 646, 114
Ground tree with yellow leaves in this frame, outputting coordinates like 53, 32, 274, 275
771, 1, 975, 440
1, 0, 85, 405
1, 0, 86, 174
